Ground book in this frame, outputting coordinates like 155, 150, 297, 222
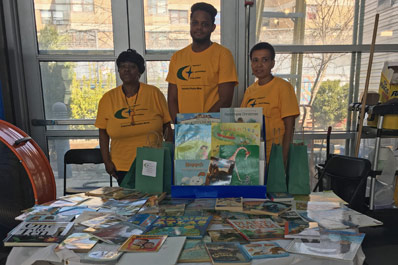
74, 211, 107, 225
58, 193, 90, 204
80, 243, 122, 263
55, 232, 98, 253
205, 242, 251, 265
227, 218, 285, 241
267, 192, 294, 202
119, 235, 167, 252
85, 187, 123, 197
176, 112, 220, 124
205, 157, 235, 186
174, 160, 210, 185
284, 227, 321, 240
111, 189, 146, 200
186, 198, 216, 210
211, 123, 261, 157
219, 145, 260, 185
159, 203, 186, 216
15, 205, 59, 221
146, 216, 212, 239
242, 201, 290, 216
241, 241, 289, 259
175, 124, 212, 160
286, 229, 365, 260
80, 214, 126, 229
127, 213, 159, 232
208, 229, 248, 244
24, 214, 74, 223
220, 107, 264, 140
3, 221, 74, 247
90, 221, 144, 244
178, 239, 211, 263
215, 197, 243, 212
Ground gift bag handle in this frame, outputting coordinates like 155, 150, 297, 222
146, 131, 162, 148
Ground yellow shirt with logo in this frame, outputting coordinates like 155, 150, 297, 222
241, 77, 300, 162
95, 83, 171, 171
166, 43, 238, 113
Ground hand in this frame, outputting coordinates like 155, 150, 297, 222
104, 160, 117, 179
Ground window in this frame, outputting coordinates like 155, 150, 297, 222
169, 10, 188, 24
147, 0, 167, 15
40, 10, 66, 25
72, 0, 94, 12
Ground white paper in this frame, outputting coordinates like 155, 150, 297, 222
142, 160, 157, 177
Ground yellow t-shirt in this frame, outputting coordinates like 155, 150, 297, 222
95, 83, 171, 171
241, 77, 300, 161
166, 43, 238, 113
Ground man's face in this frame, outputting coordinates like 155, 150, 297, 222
190, 10, 216, 43
250, 49, 275, 80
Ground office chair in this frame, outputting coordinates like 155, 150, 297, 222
63, 148, 113, 195
315, 155, 371, 213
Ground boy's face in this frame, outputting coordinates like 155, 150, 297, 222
250, 49, 275, 80
190, 10, 215, 43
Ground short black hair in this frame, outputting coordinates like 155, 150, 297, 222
116, 49, 145, 74
191, 2, 217, 24
250, 42, 276, 61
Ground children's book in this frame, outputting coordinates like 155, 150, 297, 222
174, 160, 210, 185
127, 213, 159, 232
119, 235, 167, 252
85, 187, 123, 197
73, 211, 106, 225
242, 241, 289, 259
219, 145, 259, 185
56, 206, 95, 216
159, 203, 186, 216
55, 233, 98, 253
215, 197, 243, 212
3, 222, 74, 247
90, 221, 144, 244
80, 243, 122, 263
178, 239, 211, 263
227, 218, 284, 241
175, 124, 212, 160
205, 242, 251, 265
205, 157, 235, 186
211, 123, 261, 157
15, 205, 59, 221
286, 229, 365, 260
186, 198, 216, 210
145, 216, 212, 239
80, 214, 126, 229
177, 112, 220, 124
267, 192, 294, 202
24, 214, 74, 223
112, 189, 146, 200
244, 201, 291, 216
58, 193, 90, 204
208, 229, 248, 244
284, 227, 321, 240
220, 107, 264, 140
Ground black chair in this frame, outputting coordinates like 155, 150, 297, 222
63, 148, 113, 195
315, 155, 371, 213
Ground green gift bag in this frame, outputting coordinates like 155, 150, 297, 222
267, 143, 287, 193
286, 142, 310, 195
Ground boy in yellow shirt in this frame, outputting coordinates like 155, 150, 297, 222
241, 42, 300, 167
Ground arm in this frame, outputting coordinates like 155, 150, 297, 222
282, 115, 297, 168
167, 83, 179, 123
163, 122, 173, 142
99, 129, 117, 178
208, 82, 236, 112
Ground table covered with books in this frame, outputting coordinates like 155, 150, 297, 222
5, 188, 379, 265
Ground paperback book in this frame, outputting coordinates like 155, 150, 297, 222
175, 124, 211, 160
215, 197, 243, 212
178, 239, 211, 263
146, 216, 212, 239
205, 157, 235, 186
127, 213, 159, 232
90, 221, 144, 244
242, 241, 289, 259
80, 243, 122, 263
174, 160, 210, 185
85, 187, 123, 197
220, 107, 263, 140
242, 201, 291, 216
3, 221, 74, 247
208, 229, 248, 244
219, 145, 259, 185
205, 242, 251, 265
211, 123, 260, 157
267, 192, 294, 202
176, 112, 220, 124
24, 214, 74, 223
55, 232, 98, 253
80, 214, 126, 229
227, 218, 285, 241
119, 234, 167, 252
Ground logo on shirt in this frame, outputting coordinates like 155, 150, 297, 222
247, 98, 257, 107
177, 65, 193, 80
114, 108, 129, 119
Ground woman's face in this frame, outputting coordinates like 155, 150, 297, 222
250, 49, 275, 81
118, 61, 140, 84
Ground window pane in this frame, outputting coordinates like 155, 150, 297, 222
363, 0, 398, 44
48, 138, 117, 197
34, 0, 113, 51
40, 61, 116, 129
144, 0, 220, 51
146, 61, 169, 97
257, 0, 355, 45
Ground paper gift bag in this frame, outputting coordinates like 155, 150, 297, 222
135, 146, 165, 194
286, 142, 310, 195
267, 143, 287, 193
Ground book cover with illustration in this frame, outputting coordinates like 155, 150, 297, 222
127, 213, 159, 232
248, 201, 291, 216
205, 157, 235, 186
215, 197, 243, 212
205, 242, 251, 265
208, 229, 248, 244
220, 107, 263, 124
24, 214, 74, 223
227, 218, 285, 241
211, 123, 260, 157
219, 145, 259, 185
81, 243, 122, 263
55, 233, 98, 253
174, 160, 210, 185
90, 221, 144, 244
145, 216, 212, 239
286, 229, 365, 260
267, 192, 294, 202
242, 241, 289, 259
176, 112, 220, 124
85, 187, 123, 197
119, 234, 167, 252
175, 124, 211, 160
178, 239, 211, 263
3, 221, 74, 247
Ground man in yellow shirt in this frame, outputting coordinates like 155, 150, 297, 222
167, 2, 238, 122
241, 42, 300, 167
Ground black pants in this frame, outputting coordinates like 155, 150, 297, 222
115, 171, 127, 186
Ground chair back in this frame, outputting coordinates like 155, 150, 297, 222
323, 155, 371, 212
64, 148, 103, 165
